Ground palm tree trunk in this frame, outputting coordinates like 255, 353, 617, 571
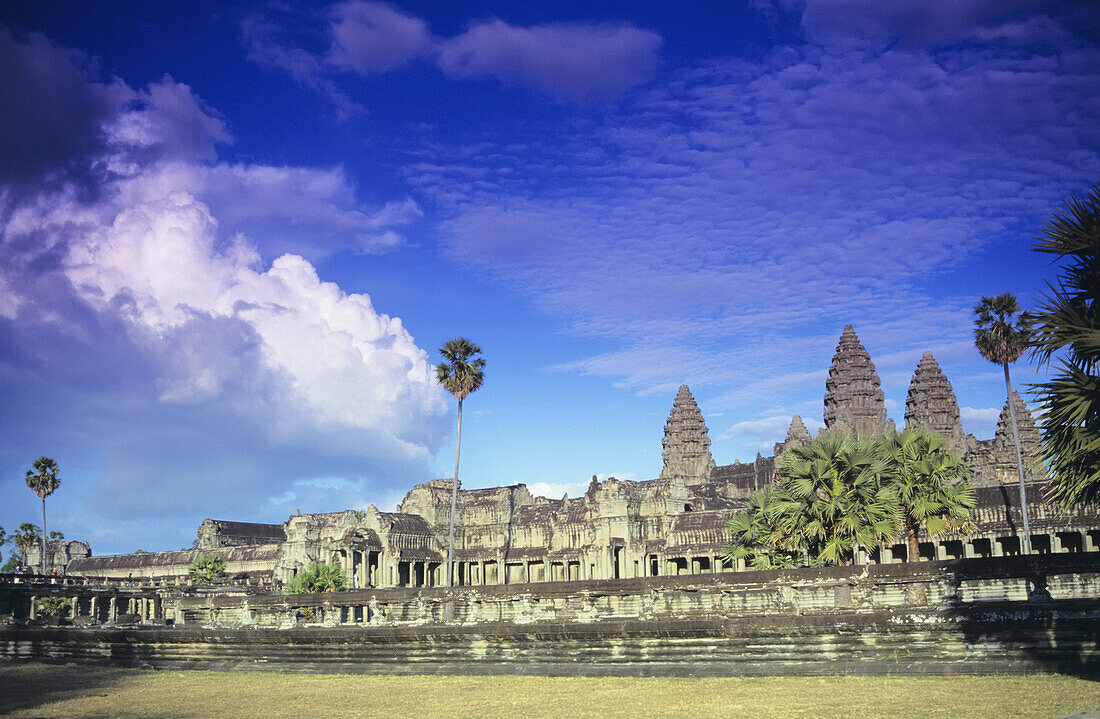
446, 399, 463, 588
1003, 363, 1032, 555
41, 497, 47, 575
907, 526, 920, 563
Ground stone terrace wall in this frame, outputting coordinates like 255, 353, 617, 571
170, 554, 1100, 629
2, 555, 1098, 676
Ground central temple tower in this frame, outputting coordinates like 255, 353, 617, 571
660, 384, 716, 484
823, 325, 893, 437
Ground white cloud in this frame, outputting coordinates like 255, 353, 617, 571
245, 4, 664, 104
0, 31, 449, 545
65, 188, 445, 455
437, 20, 662, 103
326, 1, 433, 73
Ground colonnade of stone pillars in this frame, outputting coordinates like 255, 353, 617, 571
24, 590, 161, 623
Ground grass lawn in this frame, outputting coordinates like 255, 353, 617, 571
0, 664, 1097, 718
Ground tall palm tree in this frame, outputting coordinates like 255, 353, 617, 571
974, 293, 1033, 553
436, 338, 485, 587
1031, 183, 1100, 508
769, 433, 899, 566
878, 429, 975, 561
25, 457, 60, 574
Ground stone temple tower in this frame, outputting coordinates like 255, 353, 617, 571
904, 351, 967, 455
774, 415, 813, 457
660, 384, 716, 484
823, 325, 893, 437
992, 389, 1041, 478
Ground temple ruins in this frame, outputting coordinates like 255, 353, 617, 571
38, 325, 1099, 587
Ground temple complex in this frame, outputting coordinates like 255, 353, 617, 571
48, 326, 1100, 587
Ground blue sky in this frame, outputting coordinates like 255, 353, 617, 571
1, 1, 1098, 556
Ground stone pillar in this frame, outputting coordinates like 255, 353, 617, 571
1084, 531, 1096, 553
935, 542, 948, 561
108, 596, 117, 622
29, 596, 37, 620
71, 596, 79, 620
1052, 534, 1066, 553
963, 541, 976, 559
90, 596, 98, 623
992, 537, 1005, 557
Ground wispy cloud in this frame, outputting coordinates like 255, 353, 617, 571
403, 6, 1097, 428
243, 1, 663, 104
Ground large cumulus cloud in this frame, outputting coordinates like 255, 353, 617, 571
0, 28, 447, 551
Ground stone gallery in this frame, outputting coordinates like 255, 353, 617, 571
43, 326, 1100, 587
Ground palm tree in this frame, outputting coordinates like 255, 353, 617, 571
285, 562, 348, 594
436, 338, 485, 587
768, 433, 899, 566
24, 457, 60, 574
973, 294, 1033, 553
1031, 183, 1100, 508
13, 523, 41, 568
722, 489, 804, 569
878, 430, 975, 561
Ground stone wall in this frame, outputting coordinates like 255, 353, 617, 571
2, 554, 1097, 676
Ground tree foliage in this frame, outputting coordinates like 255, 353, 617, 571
25, 457, 61, 574
722, 489, 806, 569
13, 523, 41, 565
1030, 183, 1100, 508
878, 429, 975, 560
436, 337, 486, 588
973, 294, 1031, 366
724, 431, 976, 566
188, 553, 227, 584
37, 596, 72, 616
973, 293, 1034, 552
436, 338, 486, 403
285, 562, 348, 594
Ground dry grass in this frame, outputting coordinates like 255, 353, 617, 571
0, 664, 1097, 718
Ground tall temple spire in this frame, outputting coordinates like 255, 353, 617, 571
904, 351, 966, 454
823, 325, 893, 437
993, 389, 1041, 478
774, 415, 812, 457
660, 384, 716, 484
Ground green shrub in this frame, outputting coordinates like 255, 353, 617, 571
188, 553, 227, 584
37, 596, 72, 616
285, 562, 348, 594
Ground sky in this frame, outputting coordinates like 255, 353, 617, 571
1, 1, 1098, 556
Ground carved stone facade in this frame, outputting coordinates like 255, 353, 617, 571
58, 325, 1098, 588
660, 385, 716, 484
25, 540, 90, 575
823, 325, 894, 437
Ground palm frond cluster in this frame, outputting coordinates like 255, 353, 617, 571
285, 561, 349, 594
1031, 185, 1100, 508
723, 429, 974, 568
